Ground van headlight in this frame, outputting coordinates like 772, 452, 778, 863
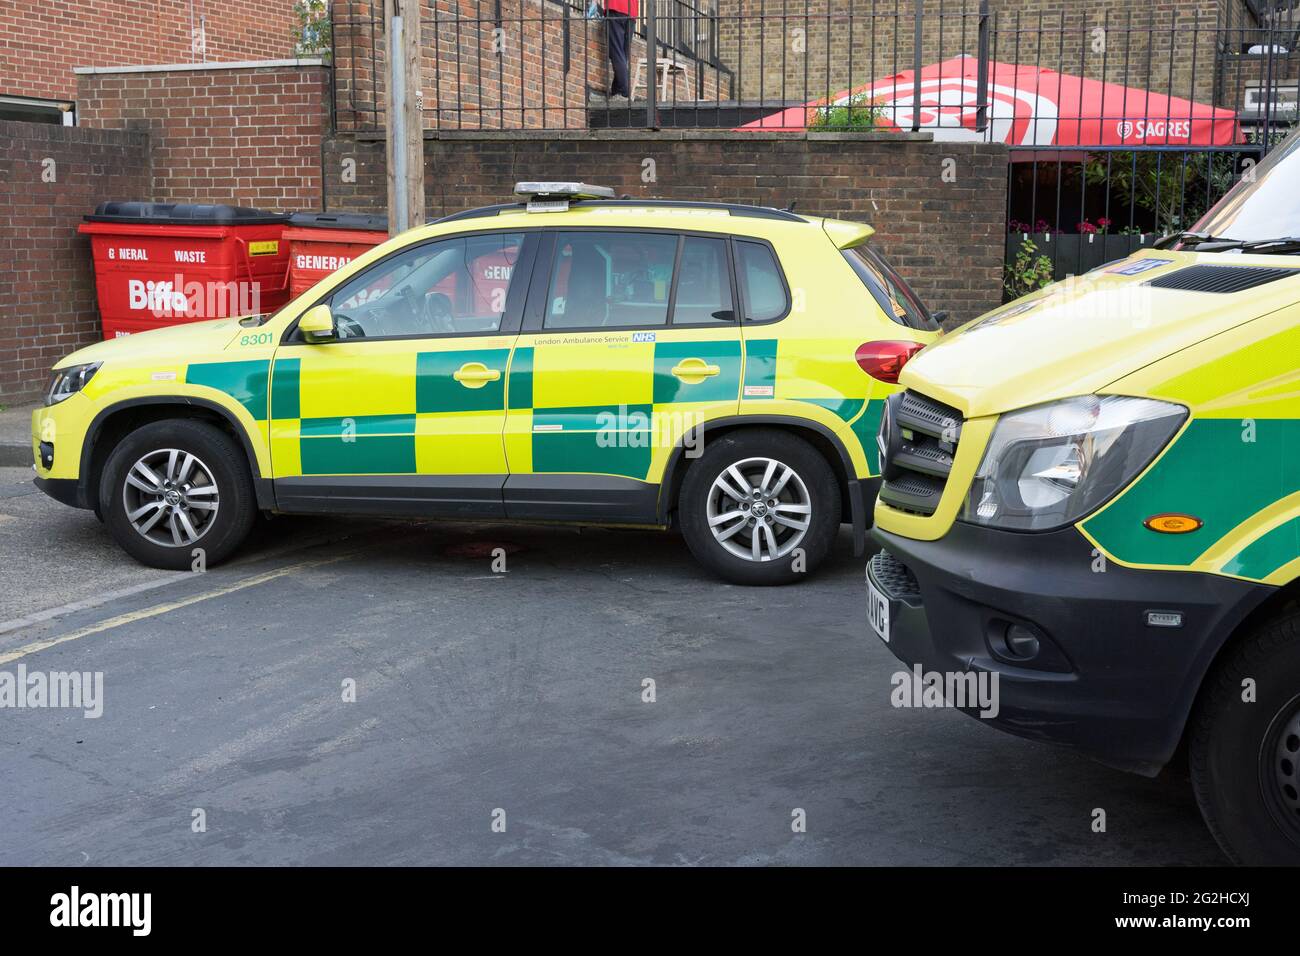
44, 362, 101, 406
961, 395, 1188, 532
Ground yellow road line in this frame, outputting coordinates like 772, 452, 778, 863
0, 553, 348, 666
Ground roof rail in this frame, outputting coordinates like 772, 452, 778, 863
435, 198, 807, 224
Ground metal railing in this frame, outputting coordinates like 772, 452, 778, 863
996, 4, 1299, 294
330, 1, 1300, 292
333, 1, 1300, 135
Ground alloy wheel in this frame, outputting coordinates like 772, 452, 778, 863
705, 456, 812, 562
121, 447, 220, 548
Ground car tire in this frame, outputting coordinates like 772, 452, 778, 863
679, 428, 841, 586
1189, 607, 1300, 865
100, 419, 257, 571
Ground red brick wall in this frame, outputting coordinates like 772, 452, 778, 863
333, 0, 726, 132
0, 0, 301, 103
323, 129, 1009, 327
77, 63, 330, 211
714, 0, 1265, 109
0, 120, 151, 402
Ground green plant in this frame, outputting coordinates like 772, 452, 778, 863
808, 92, 884, 131
293, 0, 332, 57
1084, 151, 1240, 236
1004, 238, 1054, 300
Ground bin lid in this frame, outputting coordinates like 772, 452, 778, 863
288, 211, 389, 232
84, 202, 289, 225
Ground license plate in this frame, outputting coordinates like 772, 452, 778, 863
867, 575, 891, 643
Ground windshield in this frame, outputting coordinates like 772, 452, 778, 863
1189, 127, 1300, 244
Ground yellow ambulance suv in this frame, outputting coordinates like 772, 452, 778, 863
868, 131, 1300, 863
34, 184, 940, 585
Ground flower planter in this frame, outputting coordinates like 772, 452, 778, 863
1005, 231, 1158, 298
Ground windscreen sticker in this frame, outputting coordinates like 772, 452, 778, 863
1106, 257, 1170, 276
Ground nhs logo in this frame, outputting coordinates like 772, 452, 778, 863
631, 331, 656, 343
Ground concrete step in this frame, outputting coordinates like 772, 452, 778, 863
0, 404, 35, 467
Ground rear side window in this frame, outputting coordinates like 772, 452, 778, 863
673, 236, 735, 324
735, 240, 789, 322
545, 231, 677, 329
844, 245, 938, 332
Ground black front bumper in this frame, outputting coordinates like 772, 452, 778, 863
34, 476, 83, 509
869, 522, 1272, 774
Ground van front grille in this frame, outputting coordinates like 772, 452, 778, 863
877, 389, 964, 517
869, 550, 921, 603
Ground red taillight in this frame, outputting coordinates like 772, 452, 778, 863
855, 340, 925, 383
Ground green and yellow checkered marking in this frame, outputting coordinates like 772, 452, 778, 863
229, 333, 884, 486
186, 360, 271, 420
1084, 418, 1300, 579
267, 347, 513, 477
510, 338, 745, 480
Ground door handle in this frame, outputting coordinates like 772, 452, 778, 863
671, 358, 721, 382
453, 362, 501, 388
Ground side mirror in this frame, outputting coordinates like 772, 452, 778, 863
299, 304, 336, 342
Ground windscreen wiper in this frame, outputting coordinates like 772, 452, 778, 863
1235, 236, 1300, 254
1154, 233, 1300, 254
1152, 231, 1243, 250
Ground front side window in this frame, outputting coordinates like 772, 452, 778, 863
843, 244, 938, 332
735, 240, 789, 322
544, 232, 679, 329
329, 232, 523, 339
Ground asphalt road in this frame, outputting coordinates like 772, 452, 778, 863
0, 463, 1225, 865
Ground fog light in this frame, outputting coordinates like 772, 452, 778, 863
38, 441, 54, 469
1004, 624, 1040, 659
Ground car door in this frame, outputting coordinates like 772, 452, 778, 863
503, 228, 742, 521
269, 229, 535, 515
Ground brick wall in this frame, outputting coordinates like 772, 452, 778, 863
715, 0, 1263, 109
323, 129, 1009, 326
77, 63, 330, 211
334, 0, 726, 132
0, 0, 301, 103
0, 121, 151, 403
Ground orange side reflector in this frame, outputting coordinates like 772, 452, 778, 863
1144, 513, 1204, 534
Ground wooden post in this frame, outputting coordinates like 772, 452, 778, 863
384, 0, 425, 234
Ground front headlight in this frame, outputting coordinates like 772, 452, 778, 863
44, 362, 101, 406
961, 395, 1187, 532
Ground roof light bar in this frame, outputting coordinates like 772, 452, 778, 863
514, 181, 616, 200
514, 181, 617, 212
